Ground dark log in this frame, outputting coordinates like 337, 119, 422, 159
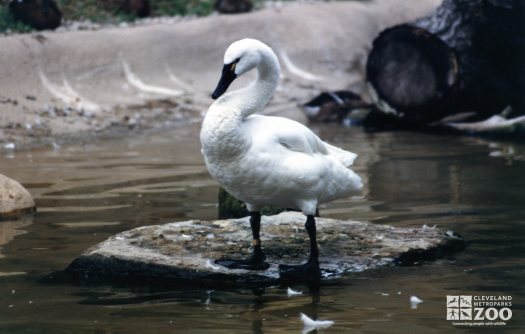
365, 0, 525, 127
9, 0, 62, 31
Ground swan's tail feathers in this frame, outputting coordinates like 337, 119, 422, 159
326, 143, 358, 166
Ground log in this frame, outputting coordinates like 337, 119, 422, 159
365, 0, 525, 128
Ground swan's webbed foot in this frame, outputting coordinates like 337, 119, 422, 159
215, 248, 269, 271
279, 259, 321, 281
215, 211, 270, 270
279, 215, 321, 281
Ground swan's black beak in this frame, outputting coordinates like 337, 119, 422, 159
212, 61, 238, 99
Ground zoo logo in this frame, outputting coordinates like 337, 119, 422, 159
446, 295, 513, 324
446, 296, 473, 320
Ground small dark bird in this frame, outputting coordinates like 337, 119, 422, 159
302, 90, 369, 123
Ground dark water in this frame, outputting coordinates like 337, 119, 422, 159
0, 123, 524, 333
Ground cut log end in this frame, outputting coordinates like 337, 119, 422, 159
367, 25, 459, 118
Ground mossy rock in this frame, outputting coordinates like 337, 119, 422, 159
218, 187, 284, 219
66, 212, 466, 287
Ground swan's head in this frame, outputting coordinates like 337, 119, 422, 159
212, 38, 273, 99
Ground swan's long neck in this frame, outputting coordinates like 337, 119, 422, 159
201, 49, 280, 160
220, 50, 280, 118
237, 54, 280, 118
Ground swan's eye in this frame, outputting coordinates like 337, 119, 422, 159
230, 58, 241, 72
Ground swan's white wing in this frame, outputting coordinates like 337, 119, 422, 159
276, 129, 327, 155
245, 115, 323, 154
246, 115, 357, 165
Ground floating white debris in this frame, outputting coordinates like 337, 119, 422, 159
300, 313, 334, 333
380, 292, 389, 296
423, 224, 437, 230
448, 114, 525, 133
4, 142, 15, 150
205, 259, 220, 271
410, 296, 423, 309
287, 287, 303, 297
375, 234, 384, 240
445, 230, 461, 239
181, 234, 192, 239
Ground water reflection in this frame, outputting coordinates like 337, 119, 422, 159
0, 216, 33, 260
0, 124, 524, 333
72, 281, 325, 334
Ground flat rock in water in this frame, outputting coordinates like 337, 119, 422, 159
67, 212, 464, 287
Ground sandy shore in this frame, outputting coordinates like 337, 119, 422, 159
0, 0, 440, 152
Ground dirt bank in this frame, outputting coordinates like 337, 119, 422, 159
0, 0, 440, 151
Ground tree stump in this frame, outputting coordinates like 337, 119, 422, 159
365, 0, 524, 128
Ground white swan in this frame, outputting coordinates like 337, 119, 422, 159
200, 39, 363, 277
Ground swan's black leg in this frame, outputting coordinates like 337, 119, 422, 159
215, 212, 270, 270
279, 215, 321, 280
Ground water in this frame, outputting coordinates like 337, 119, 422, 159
0, 123, 524, 333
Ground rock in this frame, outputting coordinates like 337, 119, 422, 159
127, 0, 150, 18
0, 174, 36, 220
117, 0, 150, 18
66, 212, 465, 287
8, 0, 62, 31
214, 0, 253, 14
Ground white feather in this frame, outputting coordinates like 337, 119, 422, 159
300, 313, 334, 330
410, 295, 424, 309
287, 287, 303, 296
